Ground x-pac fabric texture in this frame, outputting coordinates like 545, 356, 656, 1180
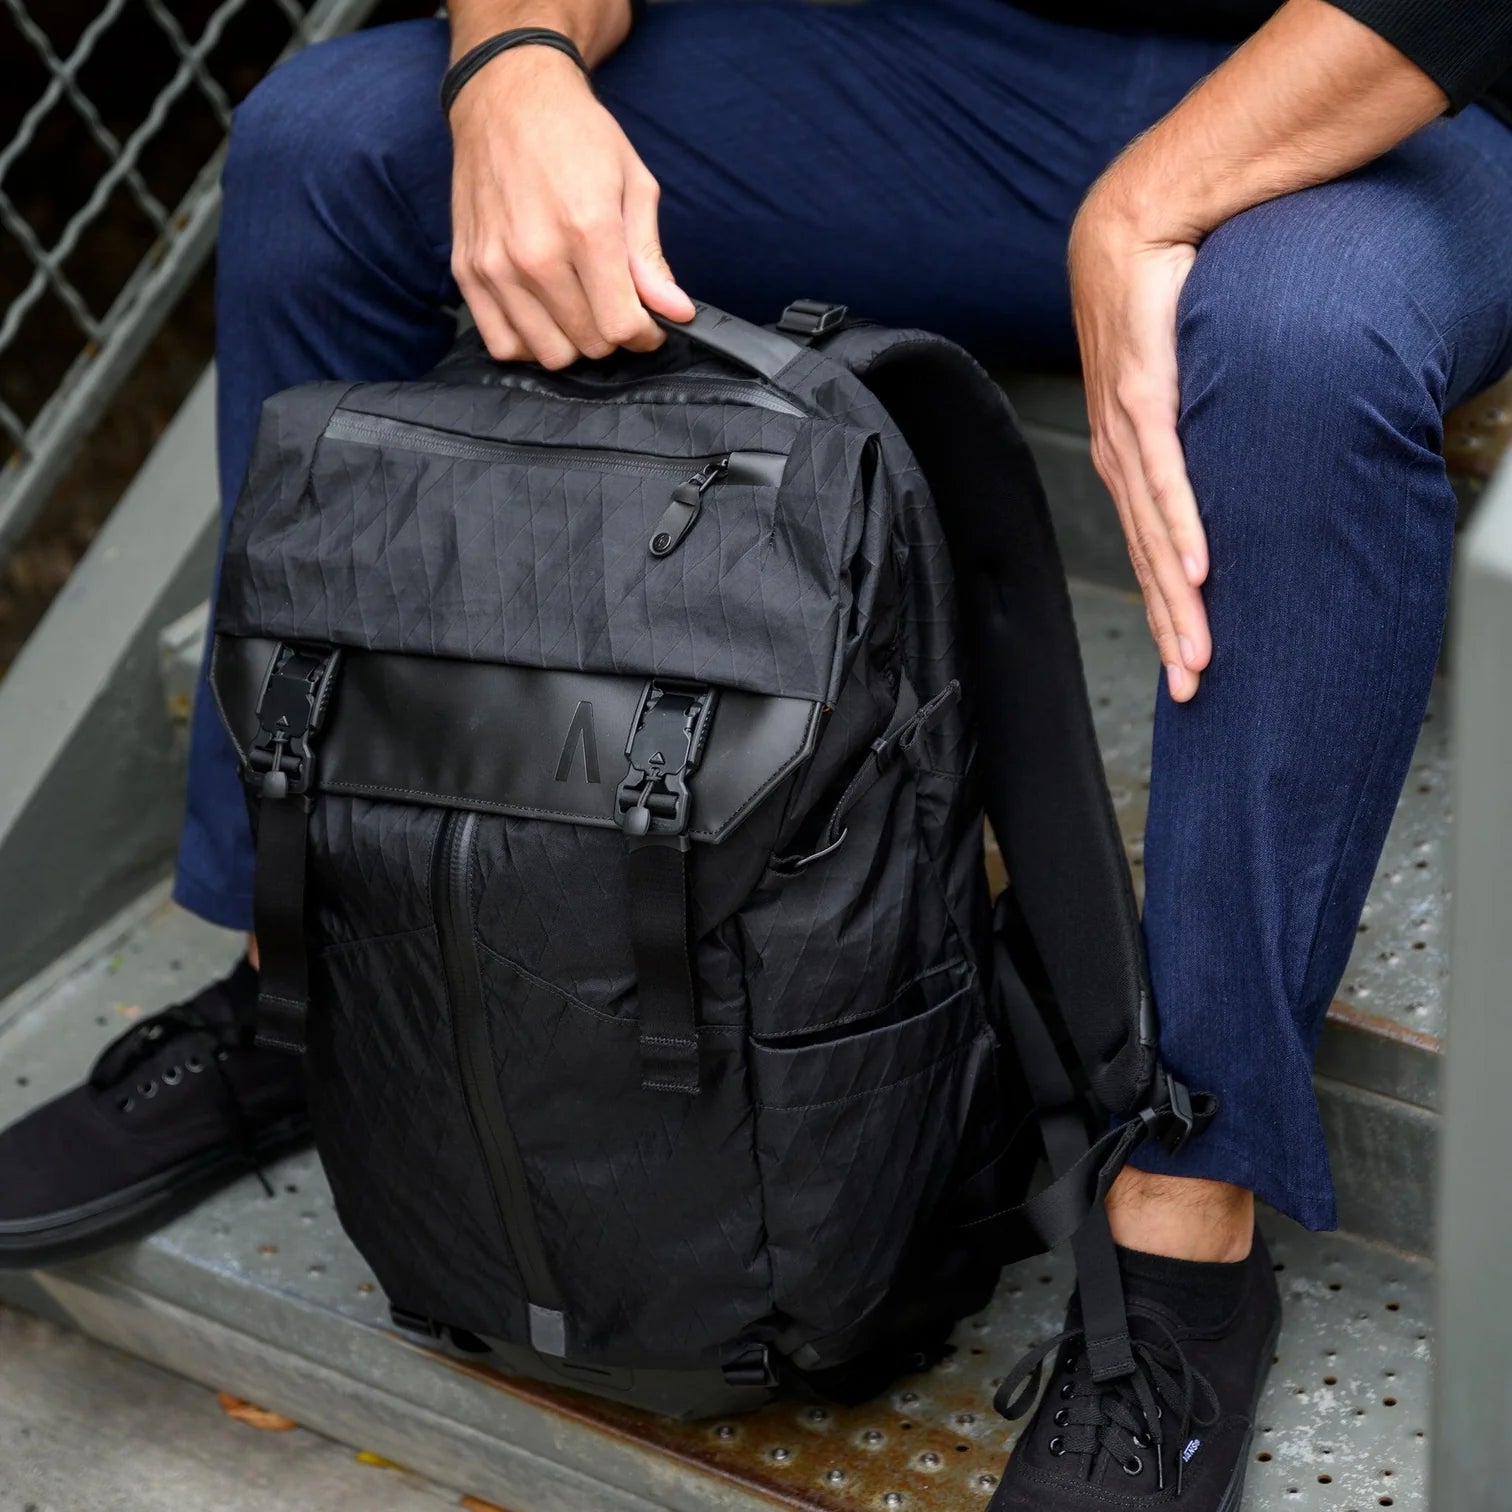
177, 0, 1512, 1230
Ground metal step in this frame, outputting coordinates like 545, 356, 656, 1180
0, 891, 1430, 1512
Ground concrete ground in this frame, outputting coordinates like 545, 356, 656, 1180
0, 1304, 473, 1512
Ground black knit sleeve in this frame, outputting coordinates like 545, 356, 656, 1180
1326, 0, 1512, 111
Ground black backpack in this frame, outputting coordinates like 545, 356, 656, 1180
209, 300, 1206, 1419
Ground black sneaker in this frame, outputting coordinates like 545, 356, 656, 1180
0, 960, 308, 1267
989, 1231, 1281, 1510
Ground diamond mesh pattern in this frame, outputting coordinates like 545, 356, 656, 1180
0, 0, 381, 554
221, 383, 872, 703
230, 335, 1011, 1375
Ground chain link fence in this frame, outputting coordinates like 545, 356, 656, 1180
0, 0, 384, 563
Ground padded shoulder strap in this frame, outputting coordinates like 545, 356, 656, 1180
827, 327, 1154, 1118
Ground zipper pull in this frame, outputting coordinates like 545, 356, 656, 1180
649, 457, 730, 558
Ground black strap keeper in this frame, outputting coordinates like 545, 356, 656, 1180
776, 299, 849, 340
441, 28, 589, 117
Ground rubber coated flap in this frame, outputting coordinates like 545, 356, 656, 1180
211, 636, 822, 843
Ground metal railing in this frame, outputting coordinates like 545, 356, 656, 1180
0, 0, 382, 562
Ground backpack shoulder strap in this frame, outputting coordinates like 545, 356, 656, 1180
821, 323, 1218, 1389
823, 324, 1154, 1118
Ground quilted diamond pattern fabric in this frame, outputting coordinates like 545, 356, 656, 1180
219, 377, 872, 704
214, 318, 1057, 1411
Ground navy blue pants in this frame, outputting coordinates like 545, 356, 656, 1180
177, 0, 1512, 1229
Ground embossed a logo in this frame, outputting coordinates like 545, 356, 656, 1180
554, 700, 600, 784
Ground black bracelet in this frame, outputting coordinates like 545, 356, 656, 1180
441, 28, 589, 117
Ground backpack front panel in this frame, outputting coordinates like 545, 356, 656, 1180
302, 797, 531, 1339
214, 343, 1003, 1386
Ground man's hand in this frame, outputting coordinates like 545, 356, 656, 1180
1069, 0, 1446, 701
449, 43, 695, 367
1070, 188, 1207, 703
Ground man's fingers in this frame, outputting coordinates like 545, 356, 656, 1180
624, 168, 695, 322
495, 281, 582, 370
1128, 470, 1210, 677
1095, 425, 1204, 700
572, 215, 662, 354
508, 231, 613, 361
1103, 404, 1209, 669
1125, 422, 1210, 672
1137, 419, 1209, 589
453, 259, 529, 362
1132, 491, 1209, 688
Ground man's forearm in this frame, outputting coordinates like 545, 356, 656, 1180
1102, 0, 1447, 244
447, 0, 633, 68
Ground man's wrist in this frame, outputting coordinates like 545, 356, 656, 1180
1083, 129, 1223, 252
448, 0, 631, 67
445, 29, 592, 122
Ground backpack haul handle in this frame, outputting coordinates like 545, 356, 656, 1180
652, 302, 807, 386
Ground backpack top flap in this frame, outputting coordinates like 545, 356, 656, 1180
213, 363, 883, 709
817, 324, 1156, 1122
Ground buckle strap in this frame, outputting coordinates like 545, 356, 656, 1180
617, 681, 717, 1094
775, 298, 849, 341
247, 643, 340, 1055
1140, 1064, 1212, 1155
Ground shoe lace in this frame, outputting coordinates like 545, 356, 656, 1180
994, 1301, 1221, 1495
87, 984, 275, 1198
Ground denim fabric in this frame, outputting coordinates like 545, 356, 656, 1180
176, 0, 1512, 1227
1134, 117, 1512, 1223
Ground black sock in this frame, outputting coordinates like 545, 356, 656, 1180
224, 956, 259, 999
218, 956, 261, 1030
1115, 1243, 1252, 1331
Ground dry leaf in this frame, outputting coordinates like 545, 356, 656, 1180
356, 1451, 407, 1470
216, 1391, 297, 1431
460, 1498, 513, 1512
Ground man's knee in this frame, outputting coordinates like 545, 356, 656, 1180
1176, 194, 1445, 454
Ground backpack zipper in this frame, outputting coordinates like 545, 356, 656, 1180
649, 457, 730, 557
325, 409, 785, 485
478, 369, 809, 418
432, 809, 568, 1355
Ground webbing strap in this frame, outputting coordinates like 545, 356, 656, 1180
625, 839, 701, 1094
948, 921, 1210, 1310
252, 795, 314, 1054
995, 907, 1135, 1381
954, 1104, 1145, 1253
243, 642, 340, 1056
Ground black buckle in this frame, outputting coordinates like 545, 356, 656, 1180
1139, 1068, 1197, 1155
776, 299, 848, 338
247, 643, 341, 800
389, 1304, 444, 1339
615, 679, 718, 839
721, 1342, 775, 1388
